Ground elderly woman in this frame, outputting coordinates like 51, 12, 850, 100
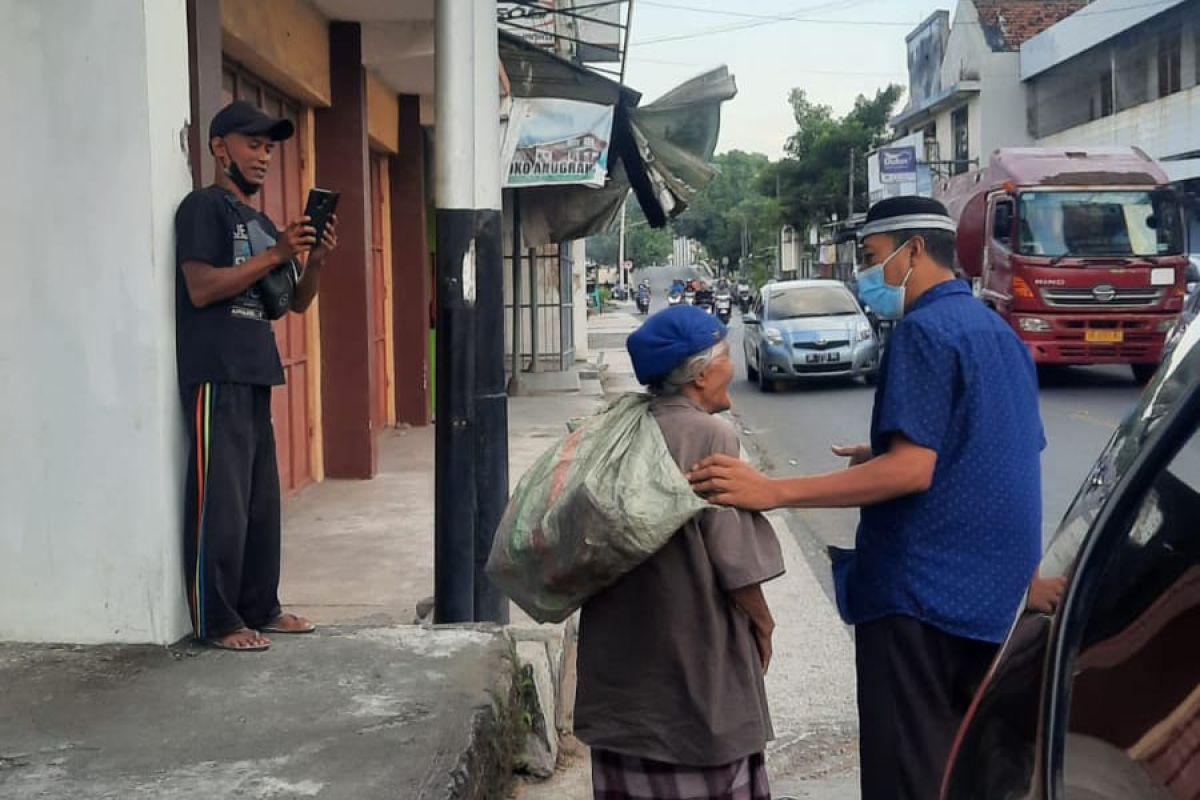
574, 305, 785, 800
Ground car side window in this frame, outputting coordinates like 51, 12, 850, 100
992, 199, 1015, 247
943, 423, 1200, 800
1060, 427, 1200, 798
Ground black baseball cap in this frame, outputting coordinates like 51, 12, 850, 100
208, 100, 295, 142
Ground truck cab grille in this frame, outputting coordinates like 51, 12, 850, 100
1041, 287, 1165, 309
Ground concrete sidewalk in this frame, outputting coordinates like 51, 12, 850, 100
0, 626, 517, 800
1, 346, 609, 799
279, 387, 605, 628
0, 305, 857, 799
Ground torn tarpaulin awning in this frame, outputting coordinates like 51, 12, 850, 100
498, 32, 736, 245
630, 66, 737, 221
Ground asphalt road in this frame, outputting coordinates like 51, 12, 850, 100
634, 265, 1144, 601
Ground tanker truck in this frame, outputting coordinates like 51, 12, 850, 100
935, 147, 1187, 383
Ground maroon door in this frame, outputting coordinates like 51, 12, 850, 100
369, 153, 390, 432
222, 65, 313, 496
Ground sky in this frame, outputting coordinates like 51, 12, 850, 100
622, 0, 951, 158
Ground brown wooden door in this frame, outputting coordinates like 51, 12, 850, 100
221, 65, 313, 496
369, 153, 389, 432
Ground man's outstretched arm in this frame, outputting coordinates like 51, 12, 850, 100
687, 434, 937, 511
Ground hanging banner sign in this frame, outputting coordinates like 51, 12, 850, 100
502, 98, 614, 188
879, 146, 917, 183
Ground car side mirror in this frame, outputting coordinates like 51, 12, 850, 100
744, 313, 760, 325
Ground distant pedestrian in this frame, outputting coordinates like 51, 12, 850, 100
688, 196, 1047, 799
576, 306, 784, 800
175, 101, 338, 651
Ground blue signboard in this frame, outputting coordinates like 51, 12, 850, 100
880, 146, 917, 182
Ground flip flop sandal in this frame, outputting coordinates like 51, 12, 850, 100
261, 614, 316, 635
206, 630, 271, 652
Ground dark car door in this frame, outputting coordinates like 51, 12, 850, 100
942, 329, 1200, 800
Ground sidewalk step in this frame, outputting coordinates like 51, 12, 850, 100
0, 626, 523, 800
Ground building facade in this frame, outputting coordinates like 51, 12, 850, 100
1, 0, 436, 644
1021, 0, 1200, 254
891, 1, 1086, 178
0, 0, 665, 645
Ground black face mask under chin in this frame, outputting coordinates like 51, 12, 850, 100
225, 161, 261, 196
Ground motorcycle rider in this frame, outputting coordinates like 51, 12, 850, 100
635, 281, 651, 314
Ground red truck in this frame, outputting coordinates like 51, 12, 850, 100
936, 147, 1188, 383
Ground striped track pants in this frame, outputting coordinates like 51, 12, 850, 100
183, 382, 283, 640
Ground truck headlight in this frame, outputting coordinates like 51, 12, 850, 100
1157, 318, 1178, 332
1018, 317, 1052, 333
764, 327, 784, 345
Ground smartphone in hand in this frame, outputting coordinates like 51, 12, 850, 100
304, 188, 340, 246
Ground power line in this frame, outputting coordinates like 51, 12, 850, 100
638, 0, 869, 20
632, 14, 913, 47
628, 54, 905, 78
631, 0, 1186, 46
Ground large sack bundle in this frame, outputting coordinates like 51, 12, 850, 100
486, 393, 709, 623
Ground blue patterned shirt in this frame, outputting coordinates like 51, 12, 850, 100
832, 280, 1044, 643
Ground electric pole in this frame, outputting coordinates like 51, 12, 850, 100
849, 149, 856, 220
433, 0, 507, 624
618, 195, 627, 286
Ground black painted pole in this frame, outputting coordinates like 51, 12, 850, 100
473, 206, 510, 624
433, 0, 503, 622
433, 211, 476, 623
509, 191, 523, 394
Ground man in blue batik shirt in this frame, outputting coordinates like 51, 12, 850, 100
689, 196, 1055, 800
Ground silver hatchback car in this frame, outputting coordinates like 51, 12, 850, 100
743, 279, 879, 391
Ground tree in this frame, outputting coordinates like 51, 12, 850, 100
671, 150, 782, 274
585, 199, 672, 268
766, 85, 904, 235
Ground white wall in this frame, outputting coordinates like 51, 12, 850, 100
0, 0, 194, 643
978, 51, 1030, 156
931, 1, 1031, 168
1037, 85, 1200, 180
572, 238, 589, 362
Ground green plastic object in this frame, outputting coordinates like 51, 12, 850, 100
486, 393, 710, 623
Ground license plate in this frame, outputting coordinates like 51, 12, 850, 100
806, 352, 842, 364
1085, 329, 1124, 343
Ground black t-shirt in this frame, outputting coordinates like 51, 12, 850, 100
175, 186, 286, 387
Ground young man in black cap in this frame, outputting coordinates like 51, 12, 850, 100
689, 196, 1053, 798
175, 100, 338, 651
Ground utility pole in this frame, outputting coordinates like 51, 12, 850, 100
618, 196, 627, 287
509, 191, 522, 395
433, 0, 506, 623
848, 149, 856, 220
469, 0, 508, 624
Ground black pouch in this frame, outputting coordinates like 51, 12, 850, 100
221, 192, 298, 321
248, 225, 299, 321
